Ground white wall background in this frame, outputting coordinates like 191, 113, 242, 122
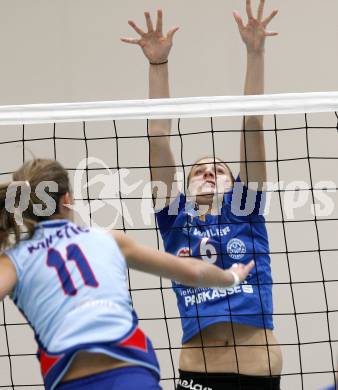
0, 0, 337, 104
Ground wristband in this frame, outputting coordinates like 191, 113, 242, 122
228, 270, 240, 288
149, 60, 168, 65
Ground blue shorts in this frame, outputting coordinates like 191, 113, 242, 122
56, 366, 162, 390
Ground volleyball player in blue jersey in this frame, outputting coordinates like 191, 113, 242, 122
0, 159, 254, 390
122, 1, 282, 389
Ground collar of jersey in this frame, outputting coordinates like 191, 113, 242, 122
35, 219, 70, 229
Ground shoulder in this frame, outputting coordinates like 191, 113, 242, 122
111, 230, 127, 246
110, 230, 135, 260
155, 192, 186, 214
155, 193, 187, 235
225, 175, 266, 219
0, 253, 17, 272
0, 253, 18, 300
86, 227, 127, 251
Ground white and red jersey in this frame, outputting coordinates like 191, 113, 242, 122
5, 219, 159, 390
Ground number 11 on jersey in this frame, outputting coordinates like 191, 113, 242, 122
47, 244, 99, 296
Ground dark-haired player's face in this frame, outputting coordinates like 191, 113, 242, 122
188, 158, 233, 202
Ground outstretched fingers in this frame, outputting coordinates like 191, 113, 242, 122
246, 0, 254, 20
262, 9, 278, 28
156, 9, 163, 33
128, 20, 146, 37
231, 260, 255, 282
144, 11, 154, 33
246, 260, 255, 273
166, 26, 179, 41
257, 0, 265, 21
233, 11, 245, 31
120, 37, 140, 45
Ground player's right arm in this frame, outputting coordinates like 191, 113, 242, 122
121, 10, 179, 207
0, 254, 17, 300
112, 230, 254, 288
233, 0, 278, 189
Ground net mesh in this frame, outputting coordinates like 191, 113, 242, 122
0, 94, 337, 390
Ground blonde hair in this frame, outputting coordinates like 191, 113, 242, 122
0, 159, 70, 251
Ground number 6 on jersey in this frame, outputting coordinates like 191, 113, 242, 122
199, 237, 217, 264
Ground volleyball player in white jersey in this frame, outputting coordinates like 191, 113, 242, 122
0, 158, 253, 390
122, 2, 282, 389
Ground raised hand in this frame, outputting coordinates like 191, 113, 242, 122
121, 9, 179, 64
233, 0, 278, 53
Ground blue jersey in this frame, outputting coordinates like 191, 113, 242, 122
5, 219, 159, 390
156, 177, 273, 344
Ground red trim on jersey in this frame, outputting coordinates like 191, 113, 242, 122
38, 348, 64, 378
118, 327, 147, 352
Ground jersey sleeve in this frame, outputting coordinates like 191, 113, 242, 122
155, 193, 186, 236
4, 248, 21, 300
227, 175, 266, 218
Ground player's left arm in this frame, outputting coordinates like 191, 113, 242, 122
233, 0, 278, 189
0, 254, 17, 300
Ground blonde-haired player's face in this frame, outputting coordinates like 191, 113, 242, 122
188, 158, 233, 205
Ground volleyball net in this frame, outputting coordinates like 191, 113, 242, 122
0, 92, 337, 390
